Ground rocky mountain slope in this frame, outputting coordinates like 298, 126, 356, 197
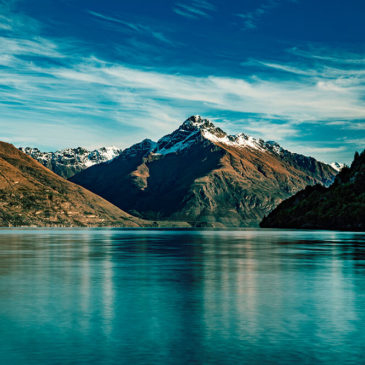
70, 116, 337, 227
0, 141, 145, 227
19, 146, 121, 178
330, 162, 345, 172
261, 150, 365, 230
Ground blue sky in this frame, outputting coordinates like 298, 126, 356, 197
0, 0, 364, 163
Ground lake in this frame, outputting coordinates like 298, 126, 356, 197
0, 229, 364, 364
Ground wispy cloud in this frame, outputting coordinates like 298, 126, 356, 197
289, 47, 365, 65
0, 2, 363, 163
237, 0, 296, 29
2, 35, 365, 127
2, 44, 365, 143
237, 120, 299, 142
0, 15, 12, 30
347, 122, 365, 130
88, 10, 173, 45
51, 60, 365, 122
250, 59, 365, 89
173, 0, 216, 19
0, 36, 64, 58
297, 146, 347, 154
341, 138, 365, 148
0, 1, 40, 34
278, 142, 350, 163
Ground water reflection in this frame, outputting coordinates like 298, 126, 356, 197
0, 229, 364, 364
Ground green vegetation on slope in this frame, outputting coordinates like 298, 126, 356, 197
260, 150, 365, 231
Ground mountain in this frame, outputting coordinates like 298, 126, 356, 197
260, 150, 365, 231
0, 141, 145, 227
19, 146, 121, 179
70, 116, 337, 227
330, 162, 345, 172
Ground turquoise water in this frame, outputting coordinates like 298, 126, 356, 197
0, 229, 364, 364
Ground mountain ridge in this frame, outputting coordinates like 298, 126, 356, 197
70, 116, 337, 227
19, 146, 121, 179
20, 116, 343, 179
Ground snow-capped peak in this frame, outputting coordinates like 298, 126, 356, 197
182, 115, 211, 128
330, 162, 345, 172
181, 115, 227, 137
20, 146, 122, 169
150, 116, 286, 156
183, 115, 203, 126
202, 130, 267, 151
151, 116, 225, 155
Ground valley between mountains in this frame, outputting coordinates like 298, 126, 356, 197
5, 116, 339, 227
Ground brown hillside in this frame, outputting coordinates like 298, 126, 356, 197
71, 117, 337, 227
0, 141, 146, 227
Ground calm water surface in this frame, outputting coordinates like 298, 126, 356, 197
0, 229, 365, 364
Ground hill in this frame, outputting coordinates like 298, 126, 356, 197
260, 150, 365, 230
0, 141, 145, 227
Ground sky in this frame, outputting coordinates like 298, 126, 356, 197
0, 0, 364, 163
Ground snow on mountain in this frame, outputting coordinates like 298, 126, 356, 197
19, 146, 122, 178
150, 118, 340, 181
116, 115, 272, 158
70, 115, 338, 227
330, 162, 345, 172
20, 116, 339, 183
155, 130, 200, 155
203, 131, 266, 151
145, 116, 337, 188
153, 115, 283, 156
